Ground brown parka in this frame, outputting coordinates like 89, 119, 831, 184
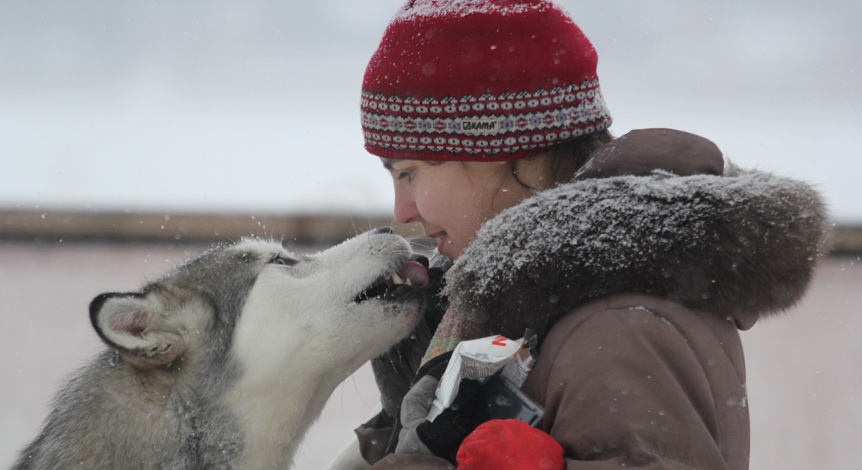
358, 129, 828, 469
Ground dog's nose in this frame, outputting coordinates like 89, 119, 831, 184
410, 253, 430, 269
371, 227, 395, 235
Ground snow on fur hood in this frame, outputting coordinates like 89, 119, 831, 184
443, 130, 829, 343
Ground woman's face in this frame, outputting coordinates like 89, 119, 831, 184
382, 158, 537, 259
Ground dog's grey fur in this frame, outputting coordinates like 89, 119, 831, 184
14, 231, 424, 470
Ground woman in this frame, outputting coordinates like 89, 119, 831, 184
345, 1, 828, 469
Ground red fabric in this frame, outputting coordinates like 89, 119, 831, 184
364, 1, 596, 100
361, 0, 611, 161
456, 420, 564, 470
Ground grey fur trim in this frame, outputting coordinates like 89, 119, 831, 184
444, 168, 829, 341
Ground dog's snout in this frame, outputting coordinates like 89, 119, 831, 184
366, 226, 410, 256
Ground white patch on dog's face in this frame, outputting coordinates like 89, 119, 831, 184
224, 233, 427, 468
231, 233, 424, 385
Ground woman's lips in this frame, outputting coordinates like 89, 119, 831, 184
428, 232, 448, 254
425, 231, 446, 252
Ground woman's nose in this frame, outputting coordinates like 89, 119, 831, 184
393, 191, 420, 224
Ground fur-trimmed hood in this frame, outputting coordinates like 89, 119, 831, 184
443, 131, 829, 343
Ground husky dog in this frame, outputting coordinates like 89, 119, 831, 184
13, 228, 430, 470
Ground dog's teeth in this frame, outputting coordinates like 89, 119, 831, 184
405, 278, 412, 286
391, 273, 404, 285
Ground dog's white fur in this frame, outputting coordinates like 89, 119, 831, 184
227, 237, 423, 468
14, 232, 424, 470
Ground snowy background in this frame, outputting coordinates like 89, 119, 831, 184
0, 0, 860, 220
2, 1, 862, 469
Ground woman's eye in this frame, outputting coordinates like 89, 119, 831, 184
396, 171, 413, 182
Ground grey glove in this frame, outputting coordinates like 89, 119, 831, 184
395, 356, 482, 464
394, 374, 439, 455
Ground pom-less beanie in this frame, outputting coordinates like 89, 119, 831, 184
361, 0, 612, 161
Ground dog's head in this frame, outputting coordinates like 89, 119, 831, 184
89, 230, 428, 376
230, 230, 430, 380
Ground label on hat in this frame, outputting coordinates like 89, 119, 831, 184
460, 118, 502, 136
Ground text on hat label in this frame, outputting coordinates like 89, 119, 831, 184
460, 118, 502, 135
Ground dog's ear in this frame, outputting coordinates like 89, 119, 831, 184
89, 292, 186, 369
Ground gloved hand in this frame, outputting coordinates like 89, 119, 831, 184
457, 419, 565, 470
395, 356, 482, 463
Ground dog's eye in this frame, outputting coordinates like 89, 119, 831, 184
270, 255, 298, 267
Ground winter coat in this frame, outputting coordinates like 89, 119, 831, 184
358, 128, 829, 470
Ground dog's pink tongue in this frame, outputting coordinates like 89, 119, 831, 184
398, 261, 430, 287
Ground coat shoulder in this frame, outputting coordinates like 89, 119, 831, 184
537, 293, 745, 373
522, 293, 750, 469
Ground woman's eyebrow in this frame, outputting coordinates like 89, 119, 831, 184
381, 158, 395, 171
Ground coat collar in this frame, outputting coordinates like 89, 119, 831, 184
442, 131, 829, 342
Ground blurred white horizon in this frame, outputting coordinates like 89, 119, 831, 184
1, 0, 860, 220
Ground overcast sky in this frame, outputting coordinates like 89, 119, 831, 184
1, 0, 860, 221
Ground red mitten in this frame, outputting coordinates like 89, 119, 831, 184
456, 420, 564, 470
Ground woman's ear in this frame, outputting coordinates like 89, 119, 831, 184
89, 292, 186, 369
511, 156, 555, 191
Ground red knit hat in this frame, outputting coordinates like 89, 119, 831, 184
361, 0, 612, 162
